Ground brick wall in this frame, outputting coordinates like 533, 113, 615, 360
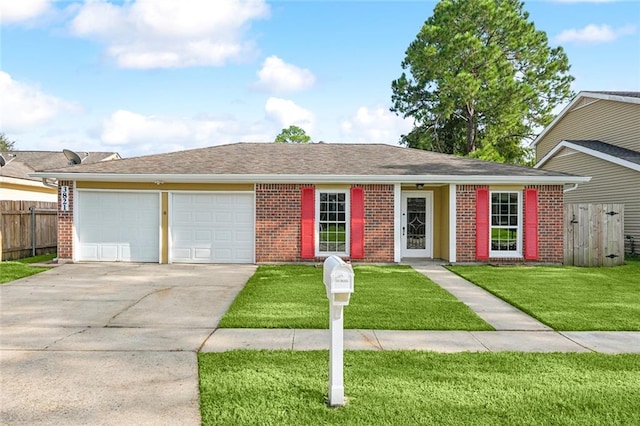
455, 184, 564, 263
57, 180, 74, 261
456, 185, 485, 262
255, 183, 395, 263
353, 184, 395, 262
255, 184, 306, 262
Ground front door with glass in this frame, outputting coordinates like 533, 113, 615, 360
401, 192, 432, 258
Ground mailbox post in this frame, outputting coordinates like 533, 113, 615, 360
323, 255, 354, 407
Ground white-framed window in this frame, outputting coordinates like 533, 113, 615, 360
490, 191, 522, 258
316, 189, 350, 256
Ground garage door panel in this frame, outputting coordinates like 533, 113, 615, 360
78, 245, 99, 261
99, 245, 117, 261
171, 193, 254, 263
77, 192, 159, 262
195, 230, 212, 242
194, 248, 211, 260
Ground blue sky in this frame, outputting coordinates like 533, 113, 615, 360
1, 0, 639, 158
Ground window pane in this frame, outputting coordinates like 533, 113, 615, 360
490, 192, 519, 253
318, 192, 348, 253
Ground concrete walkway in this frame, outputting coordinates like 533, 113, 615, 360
410, 263, 552, 331
203, 263, 640, 354
203, 329, 640, 354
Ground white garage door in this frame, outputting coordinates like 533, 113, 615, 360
76, 191, 160, 262
171, 193, 254, 263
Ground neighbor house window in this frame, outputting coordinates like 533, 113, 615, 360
316, 190, 350, 256
490, 191, 522, 257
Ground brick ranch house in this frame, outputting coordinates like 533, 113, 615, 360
31, 143, 589, 264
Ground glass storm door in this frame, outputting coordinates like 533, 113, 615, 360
401, 192, 432, 258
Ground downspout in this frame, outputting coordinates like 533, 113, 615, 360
564, 183, 579, 193
41, 178, 58, 188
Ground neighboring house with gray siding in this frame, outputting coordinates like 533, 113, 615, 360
533, 91, 640, 252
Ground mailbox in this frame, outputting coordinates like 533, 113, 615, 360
323, 255, 354, 306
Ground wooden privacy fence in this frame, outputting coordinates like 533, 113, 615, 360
564, 203, 624, 266
0, 201, 57, 261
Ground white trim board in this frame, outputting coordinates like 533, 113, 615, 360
29, 172, 589, 185
535, 140, 640, 173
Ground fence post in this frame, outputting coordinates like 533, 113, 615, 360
30, 206, 36, 257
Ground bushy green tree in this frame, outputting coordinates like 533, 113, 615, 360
275, 125, 311, 144
0, 133, 15, 151
391, 0, 574, 164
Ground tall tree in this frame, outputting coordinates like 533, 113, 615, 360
0, 133, 15, 151
391, 0, 574, 164
274, 125, 312, 144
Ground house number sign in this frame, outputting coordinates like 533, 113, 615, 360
61, 186, 69, 211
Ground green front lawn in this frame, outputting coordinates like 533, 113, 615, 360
0, 254, 55, 284
219, 265, 492, 330
448, 258, 640, 331
199, 351, 640, 425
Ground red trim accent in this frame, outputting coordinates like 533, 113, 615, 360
300, 187, 315, 259
350, 187, 365, 259
476, 188, 490, 260
524, 188, 539, 260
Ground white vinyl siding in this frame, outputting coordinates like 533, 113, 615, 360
76, 191, 160, 262
536, 99, 640, 161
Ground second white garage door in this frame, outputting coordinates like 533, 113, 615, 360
170, 193, 254, 263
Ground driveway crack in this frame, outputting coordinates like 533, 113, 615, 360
43, 328, 89, 350
105, 286, 173, 326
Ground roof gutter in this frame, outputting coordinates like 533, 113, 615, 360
29, 172, 591, 186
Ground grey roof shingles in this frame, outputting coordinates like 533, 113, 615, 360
566, 140, 640, 166
37, 143, 572, 178
1, 151, 119, 181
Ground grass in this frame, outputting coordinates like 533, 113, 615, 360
219, 265, 492, 330
448, 258, 640, 331
199, 350, 640, 425
0, 253, 55, 284
15, 253, 56, 264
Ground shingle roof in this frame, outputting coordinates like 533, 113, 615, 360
1, 151, 120, 181
566, 140, 640, 166
36, 143, 572, 179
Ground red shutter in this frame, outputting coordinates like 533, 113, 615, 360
300, 187, 315, 259
476, 188, 489, 260
524, 188, 539, 260
350, 187, 364, 259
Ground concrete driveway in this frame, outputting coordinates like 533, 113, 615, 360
0, 263, 256, 425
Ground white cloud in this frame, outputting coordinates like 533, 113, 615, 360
340, 106, 414, 144
254, 56, 316, 93
555, 24, 636, 44
0, 0, 51, 24
264, 97, 315, 133
70, 0, 270, 69
0, 71, 79, 132
99, 109, 272, 155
